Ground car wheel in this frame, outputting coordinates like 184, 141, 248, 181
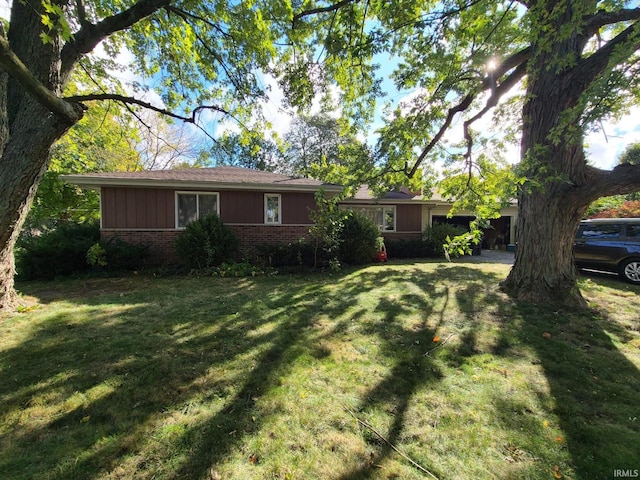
619, 258, 640, 285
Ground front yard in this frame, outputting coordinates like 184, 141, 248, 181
1, 260, 639, 479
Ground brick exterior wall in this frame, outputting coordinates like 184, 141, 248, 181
228, 225, 310, 251
101, 225, 311, 265
381, 232, 422, 242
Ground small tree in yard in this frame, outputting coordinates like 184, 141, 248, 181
308, 191, 346, 269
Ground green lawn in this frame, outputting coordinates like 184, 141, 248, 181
1, 260, 639, 480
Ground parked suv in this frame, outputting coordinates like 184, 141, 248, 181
574, 218, 640, 284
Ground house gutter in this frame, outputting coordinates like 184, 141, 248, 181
61, 175, 344, 194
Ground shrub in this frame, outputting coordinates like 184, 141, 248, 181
256, 240, 315, 268
338, 211, 379, 265
383, 238, 433, 258
423, 222, 468, 257
16, 221, 100, 280
174, 214, 240, 269
87, 239, 149, 272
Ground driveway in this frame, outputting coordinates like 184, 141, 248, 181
454, 249, 515, 265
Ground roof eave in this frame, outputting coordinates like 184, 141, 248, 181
61, 175, 344, 193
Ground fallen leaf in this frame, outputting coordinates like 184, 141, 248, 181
542, 332, 552, 339
552, 465, 562, 478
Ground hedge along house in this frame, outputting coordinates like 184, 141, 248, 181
62, 166, 343, 264
343, 186, 518, 251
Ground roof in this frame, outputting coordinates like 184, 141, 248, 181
62, 166, 343, 192
345, 185, 447, 204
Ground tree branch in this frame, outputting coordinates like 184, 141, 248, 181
406, 50, 529, 178
61, 0, 172, 77
293, 0, 360, 23
577, 163, 640, 203
572, 21, 640, 92
65, 92, 230, 122
585, 8, 640, 35
0, 35, 83, 123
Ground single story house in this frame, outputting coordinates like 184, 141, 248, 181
62, 166, 517, 263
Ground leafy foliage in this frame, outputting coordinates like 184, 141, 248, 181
337, 211, 379, 265
15, 222, 100, 280
174, 214, 240, 270
423, 222, 469, 257
256, 241, 316, 269
589, 200, 640, 218
308, 190, 347, 269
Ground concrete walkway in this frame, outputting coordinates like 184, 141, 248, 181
453, 249, 515, 265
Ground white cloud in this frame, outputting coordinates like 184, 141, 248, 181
585, 107, 640, 169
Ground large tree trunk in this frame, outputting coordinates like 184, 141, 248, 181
501, 3, 595, 306
0, 2, 79, 311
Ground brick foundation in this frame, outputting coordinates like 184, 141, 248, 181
101, 225, 311, 265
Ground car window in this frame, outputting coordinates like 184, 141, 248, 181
580, 224, 623, 239
627, 224, 640, 238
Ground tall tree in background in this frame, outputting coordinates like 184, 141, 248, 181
287, 0, 640, 305
281, 113, 375, 188
134, 111, 206, 170
208, 132, 281, 171
0, 0, 291, 310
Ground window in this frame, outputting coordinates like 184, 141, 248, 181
265, 194, 281, 224
580, 223, 623, 239
351, 206, 396, 232
176, 192, 219, 228
627, 224, 640, 238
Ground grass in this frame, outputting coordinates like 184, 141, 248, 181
1, 259, 639, 480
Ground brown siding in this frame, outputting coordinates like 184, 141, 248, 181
396, 204, 422, 232
220, 190, 263, 224
101, 187, 174, 229
221, 190, 316, 225
282, 192, 315, 224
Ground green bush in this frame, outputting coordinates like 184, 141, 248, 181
423, 222, 469, 257
256, 240, 315, 268
101, 238, 150, 272
16, 221, 100, 280
174, 214, 240, 269
383, 238, 433, 258
338, 211, 379, 265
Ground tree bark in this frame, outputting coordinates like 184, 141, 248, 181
501, 2, 640, 305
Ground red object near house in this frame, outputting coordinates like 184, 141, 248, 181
377, 242, 388, 262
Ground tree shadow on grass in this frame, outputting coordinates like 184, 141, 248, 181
1, 275, 365, 479
3, 267, 640, 479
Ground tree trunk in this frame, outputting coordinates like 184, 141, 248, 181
0, 1, 79, 311
501, 6, 595, 306
0, 96, 74, 310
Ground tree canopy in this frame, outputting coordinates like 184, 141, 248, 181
283, 0, 640, 305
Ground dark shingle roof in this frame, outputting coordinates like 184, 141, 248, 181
62, 166, 342, 191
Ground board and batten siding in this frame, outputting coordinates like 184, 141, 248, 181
101, 187, 317, 229
101, 187, 174, 229
395, 204, 422, 232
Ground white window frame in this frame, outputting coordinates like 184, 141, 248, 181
264, 194, 282, 225
175, 191, 220, 228
380, 206, 396, 232
350, 205, 396, 232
